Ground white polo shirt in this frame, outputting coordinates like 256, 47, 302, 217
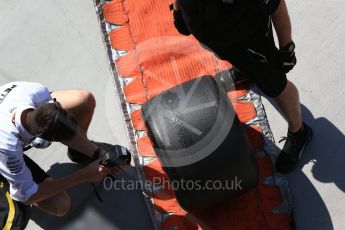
0, 82, 52, 202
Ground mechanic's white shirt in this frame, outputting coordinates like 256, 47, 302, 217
0, 82, 52, 202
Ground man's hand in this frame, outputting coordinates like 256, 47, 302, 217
80, 159, 124, 183
26, 159, 117, 205
277, 41, 297, 73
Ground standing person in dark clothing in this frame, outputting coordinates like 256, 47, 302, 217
172, 0, 313, 173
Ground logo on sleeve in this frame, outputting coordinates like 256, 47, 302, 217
0, 84, 17, 104
7, 156, 24, 174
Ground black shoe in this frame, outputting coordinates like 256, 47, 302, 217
91, 141, 117, 153
275, 123, 313, 174
100, 145, 132, 167
67, 148, 93, 165
90, 141, 132, 165
67, 141, 131, 165
67, 141, 111, 164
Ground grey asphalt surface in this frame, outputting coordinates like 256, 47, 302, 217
262, 1, 345, 230
0, 1, 153, 229
1, 0, 345, 230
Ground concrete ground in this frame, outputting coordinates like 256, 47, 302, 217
0, 0, 344, 230
0, 0, 153, 229
262, 1, 345, 230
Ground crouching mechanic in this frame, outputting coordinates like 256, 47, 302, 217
0, 81, 131, 217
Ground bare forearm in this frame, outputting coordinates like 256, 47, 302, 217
26, 170, 86, 204
272, 0, 292, 47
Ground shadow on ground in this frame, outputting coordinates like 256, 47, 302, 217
289, 105, 344, 230
28, 163, 154, 230
262, 94, 343, 230
27, 100, 343, 230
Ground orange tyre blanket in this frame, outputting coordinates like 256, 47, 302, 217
93, 0, 294, 229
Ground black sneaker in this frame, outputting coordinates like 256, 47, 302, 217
67, 141, 131, 165
67, 141, 113, 164
100, 145, 132, 167
67, 148, 93, 165
275, 123, 313, 174
91, 141, 132, 165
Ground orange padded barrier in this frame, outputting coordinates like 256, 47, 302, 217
137, 136, 156, 157
102, 0, 128, 25
233, 101, 257, 123
228, 82, 251, 99
256, 156, 274, 182
130, 109, 147, 131
258, 185, 284, 211
115, 53, 140, 77
153, 197, 182, 213
245, 125, 265, 151
110, 26, 135, 51
102, 0, 291, 229
143, 158, 169, 182
153, 186, 175, 200
124, 76, 148, 104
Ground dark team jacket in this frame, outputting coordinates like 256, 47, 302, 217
176, 0, 281, 50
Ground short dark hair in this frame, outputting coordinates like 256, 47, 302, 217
28, 103, 77, 142
29, 103, 56, 136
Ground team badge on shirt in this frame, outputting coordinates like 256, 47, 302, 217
6, 156, 23, 174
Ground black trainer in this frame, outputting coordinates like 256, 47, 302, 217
67, 148, 93, 165
67, 141, 114, 165
67, 141, 131, 166
275, 123, 313, 174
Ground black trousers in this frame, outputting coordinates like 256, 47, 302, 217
212, 28, 288, 98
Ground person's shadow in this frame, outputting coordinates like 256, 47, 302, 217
262, 95, 344, 230
290, 104, 345, 230
27, 163, 154, 230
